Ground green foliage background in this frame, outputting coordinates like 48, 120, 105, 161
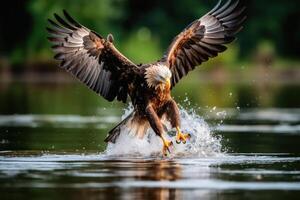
1, 0, 300, 67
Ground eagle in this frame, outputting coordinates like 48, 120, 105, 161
47, 0, 245, 155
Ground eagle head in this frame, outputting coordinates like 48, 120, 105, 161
145, 63, 172, 90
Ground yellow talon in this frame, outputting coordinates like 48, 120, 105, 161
161, 136, 173, 156
176, 127, 191, 144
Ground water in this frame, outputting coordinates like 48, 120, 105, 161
0, 79, 300, 199
105, 106, 222, 157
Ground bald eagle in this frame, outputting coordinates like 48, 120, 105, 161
47, 0, 245, 155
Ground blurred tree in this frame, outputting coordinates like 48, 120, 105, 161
239, 0, 300, 59
0, 0, 299, 66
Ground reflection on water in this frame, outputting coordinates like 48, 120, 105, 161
1, 152, 300, 199
0, 80, 300, 199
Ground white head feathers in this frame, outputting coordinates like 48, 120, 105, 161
145, 63, 172, 88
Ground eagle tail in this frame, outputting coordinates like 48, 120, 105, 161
104, 112, 150, 143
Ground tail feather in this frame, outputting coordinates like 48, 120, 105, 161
104, 112, 172, 143
104, 112, 134, 143
105, 112, 151, 143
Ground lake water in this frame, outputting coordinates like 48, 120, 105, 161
0, 77, 299, 199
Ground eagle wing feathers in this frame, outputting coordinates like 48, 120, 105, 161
162, 0, 246, 87
47, 10, 138, 103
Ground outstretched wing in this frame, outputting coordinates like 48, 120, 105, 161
47, 10, 138, 103
161, 0, 246, 87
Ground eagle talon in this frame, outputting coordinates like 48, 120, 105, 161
176, 127, 191, 144
162, 146, 170, 156
162, 138, 173, 156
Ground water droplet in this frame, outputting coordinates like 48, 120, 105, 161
256, 174, 262, 180
216, 111, 227, 118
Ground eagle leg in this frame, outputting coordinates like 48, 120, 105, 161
145, 104, 173, 156
164, 99, 191, 144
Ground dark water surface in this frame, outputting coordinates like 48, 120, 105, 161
0, 79, 300, 199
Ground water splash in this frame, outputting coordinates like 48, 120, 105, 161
104, 105, 223, 158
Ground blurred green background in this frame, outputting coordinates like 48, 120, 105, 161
0, 0, 299, 114
1, 0, 300, 65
